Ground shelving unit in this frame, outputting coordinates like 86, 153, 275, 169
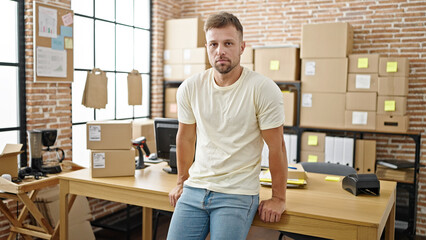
162, 79, 422, 238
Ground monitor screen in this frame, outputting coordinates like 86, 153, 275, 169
154, 118, 179, 160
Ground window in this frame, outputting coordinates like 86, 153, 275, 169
0, 0, 26, 166
71, 0, 152, 166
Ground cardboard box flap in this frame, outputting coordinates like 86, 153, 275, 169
1, 144, 23, 156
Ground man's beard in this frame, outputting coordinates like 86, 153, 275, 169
214, 60, 237, 74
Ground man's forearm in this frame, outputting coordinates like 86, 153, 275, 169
176, 136, 196, 185
269, 149, 287, 200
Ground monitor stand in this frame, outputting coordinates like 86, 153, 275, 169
163, 167, 177, 174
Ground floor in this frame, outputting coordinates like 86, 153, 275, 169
93, 210, 426, 240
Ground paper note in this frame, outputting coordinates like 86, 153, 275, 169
270, 60, 280, 71
355, 74, 371, 89
183, 49, 191, 60
64, 37, 73, 49
169, 103, 177, 113
384, 100, 396, 111
93, 153, 106, 168
39, 6, 57, 38
62, 12, 73, 26
352, 111, 368, 125
305, 61, 316, 76
308, 155, 318, 162
184, 65, 191, 75
357, 58, 369, 69
51, 36, 64, 50
61, 25, 73, 37
325, 176, 340, 182
386, 62, 398, 73
302, 93, 312, 107
308, 135, 318, 146
89, 125, 101, 141
36, 47, 67, 78
163, 50, 170, 60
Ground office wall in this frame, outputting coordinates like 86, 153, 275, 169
150, 0, 426, 235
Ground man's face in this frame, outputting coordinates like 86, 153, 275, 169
205, 25, 244, 75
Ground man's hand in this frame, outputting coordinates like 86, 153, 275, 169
169, 184, 184, 207
258, 197, 286, 222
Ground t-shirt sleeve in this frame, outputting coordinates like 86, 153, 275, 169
177, 80, 196, 124
256, 78, 285, 130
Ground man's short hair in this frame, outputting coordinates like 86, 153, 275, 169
204, 12, 243, 40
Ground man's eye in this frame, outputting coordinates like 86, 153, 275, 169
210, 43, 217, 47
226, 42, 232, 46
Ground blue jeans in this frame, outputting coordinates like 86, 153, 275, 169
167, 186, 259, 240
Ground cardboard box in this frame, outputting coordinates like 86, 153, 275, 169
301, 22, 353, 58
378, 57, 409, 77
183, 48, 209, 64
345, 111, 376, 130
254, 47, 300, 81
346, 92, 377, 111
347, 73, 378, 92
288, 164, 308, 180
355, 140, 376, 174
91, 149, 135, 177
378, 77, 409, 96
376, 115, 409, 133
165, 17, 205, 49
283, 91, 296, 126
241, 47, 253, 64
165, 88, 178, 103
165, 102, 178, 119
164, 64, 184, 81
300, 93, 346, 129
0, 144, 23, 178
348, 54, 380, 73
183, 64, 208, 79
301, 58, 348, 93
301, 132, 326, 152
132, 119, 156, 153
241, 63, 254, 71
164, 49, 183, 64
86, 121, 132, 150
377, 96, 407, 115
300, 151, 325, 163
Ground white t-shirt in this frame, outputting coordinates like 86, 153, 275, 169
177, 67, 285, 195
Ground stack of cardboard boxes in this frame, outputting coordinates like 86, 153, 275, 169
376, 57, 410, 132
346, 54, 380, 130
86, 120, 135, 177
164, 17, 209, 118
300, 132, 325, 163
254, 46, 300, 126
165, 87, 178, 118
86, 119, 157, 177
300, 22, 353, 129
241, 46, 254, 70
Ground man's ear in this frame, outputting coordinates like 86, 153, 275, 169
240, 41, 246, 56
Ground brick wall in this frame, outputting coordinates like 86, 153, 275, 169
151, 0, 426, 235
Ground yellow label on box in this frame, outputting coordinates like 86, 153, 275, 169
386, 62, 398, 73
357, 58, 369, 69
384, 100, 396, 112
270, 60, 280, 70
308, 155, 318, 162
307, 135, 318, 146
325, 176, 341, 182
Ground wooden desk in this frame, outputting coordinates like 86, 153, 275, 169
59, 162, 396, 240
0, 174, 66, 240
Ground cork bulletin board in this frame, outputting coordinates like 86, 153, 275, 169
33, 2, 74, 82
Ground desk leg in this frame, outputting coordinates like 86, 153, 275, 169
17, 192, 54, 234
142, 207, 152, 240
384, 202, 395, 240
60, 179, 70, 240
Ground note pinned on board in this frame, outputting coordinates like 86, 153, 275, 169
308, 135, 318, 146
64, 37, 73, 49
325, 176, 340, 182
308, 155, 318, 162
384, 100, 396, 112
270, 60, 280, 71
51, 36, 64, 50
386, 62, 398, 73
357, 58, 369, 69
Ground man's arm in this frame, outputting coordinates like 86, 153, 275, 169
258, 126, 288, 222
168, 122, 196, 207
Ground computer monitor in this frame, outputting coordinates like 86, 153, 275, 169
154, 118, 179, 174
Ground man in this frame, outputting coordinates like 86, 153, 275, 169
167, 12, 288, 240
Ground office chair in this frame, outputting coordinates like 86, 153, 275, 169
278, 162, 356, 240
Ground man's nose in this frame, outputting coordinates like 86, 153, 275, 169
217, 44, 226, 56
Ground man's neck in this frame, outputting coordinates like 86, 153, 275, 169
213, 65, 243, 87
